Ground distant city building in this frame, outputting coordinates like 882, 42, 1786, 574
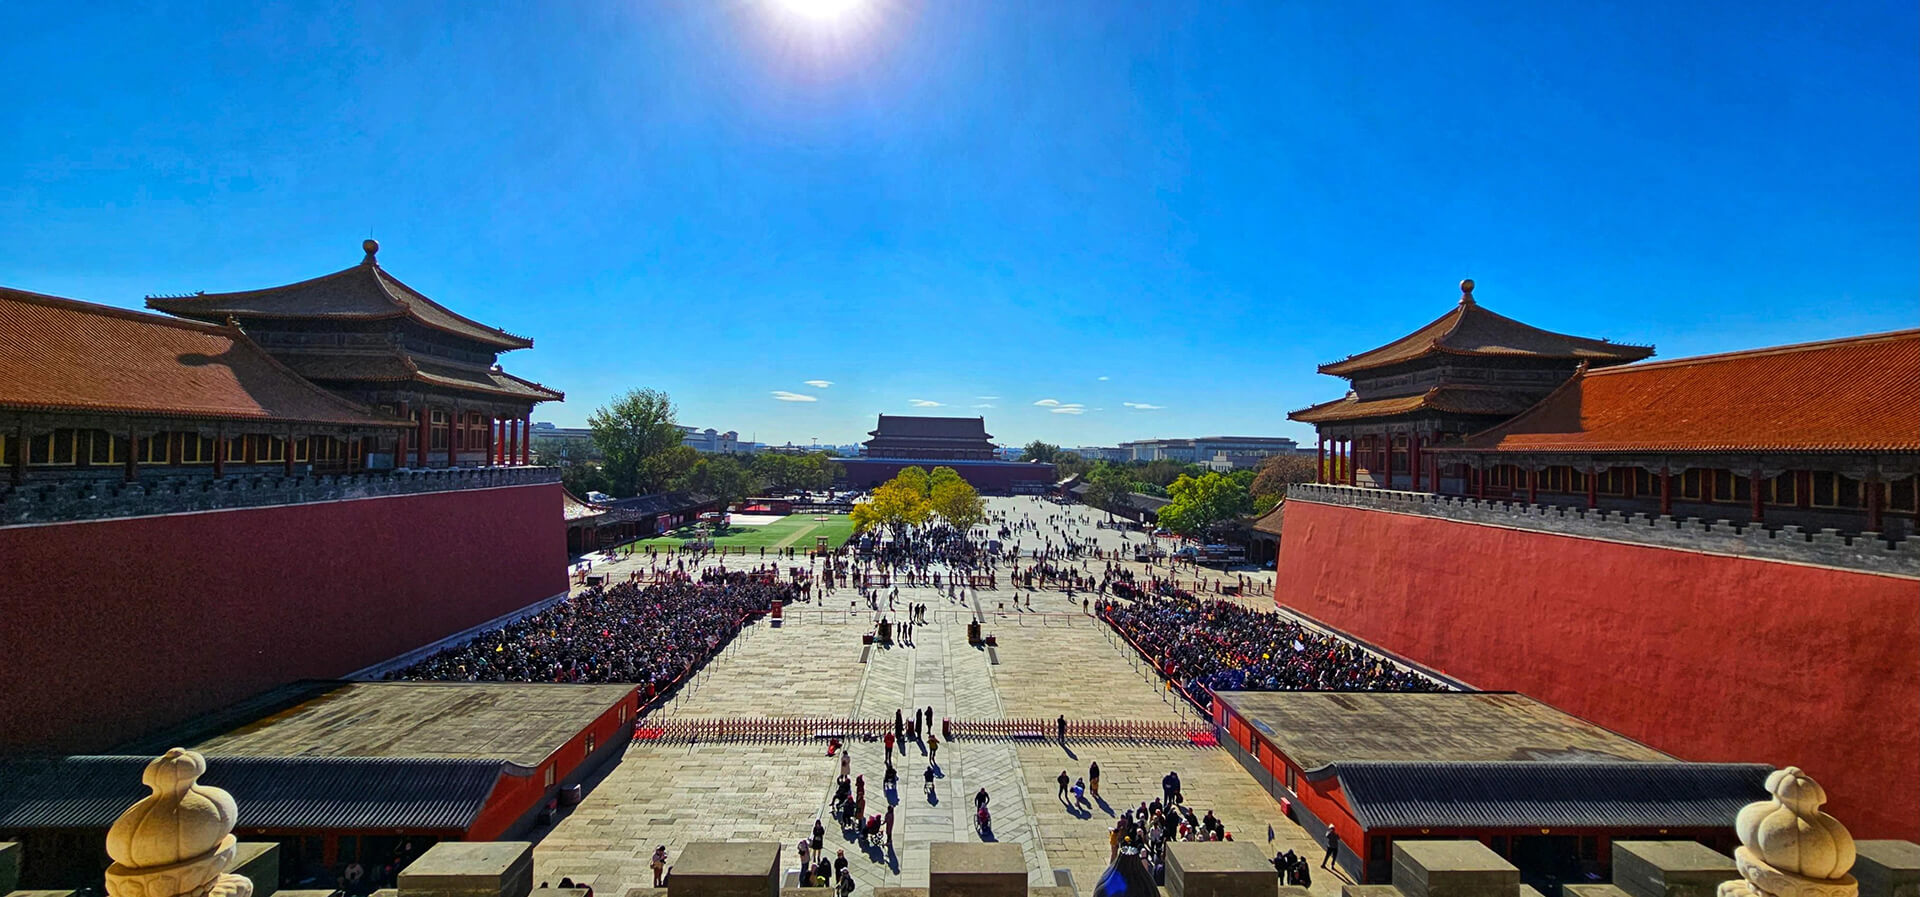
1072, 446, 1131, 463
1116, 435, 1300, 469
532, 423, 597, 462
678, 426, 744, 454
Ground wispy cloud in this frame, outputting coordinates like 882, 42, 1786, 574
909, 399, 944, 407
771, 391, 817, 403
804, 380, 833, 389
1050, 405, 1086, 415
1123, 402, 1164, 410
1033, 398, 1061, 406
1097, 376, 1110, 381
972, 403, 995, 409
976, 396, 1000, 401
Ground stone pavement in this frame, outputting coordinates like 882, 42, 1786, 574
532, 496, 1338, 897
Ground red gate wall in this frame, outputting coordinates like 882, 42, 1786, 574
0, 483, 567, 753
1273, 499, 1919, 838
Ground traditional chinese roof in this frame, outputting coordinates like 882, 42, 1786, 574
147, 244, 533, 351
273, 350, 563, 402
1324, 761, 1771, 832
1452, 329, 1920, 454
868, 415, 994, 441
1251, 500, 1285, 537
0, 286, 405, 428
1289, 386, 1542, 424
1318, 283, 1653, 377
563, 489, 608, 522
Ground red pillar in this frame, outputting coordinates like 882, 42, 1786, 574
213, 435, 226, 479
521, 415, 532, 465
1315, 436, 1325, 484
1526, 467, 1538, 504
1749, 471, 1765, 523
1586, 467, 1598, 509
416, 406, 429, 468
1410, 435, 1422, 491
1660, 469, 1673, 516
448, 408, 460, 468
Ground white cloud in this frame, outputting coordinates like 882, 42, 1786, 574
972, 403, 995, 409
771, 391, 817, 402
1033, 398, 1061, 406
1097, 376, 1110, 381
1123, 402, 1165, 410
1050, 405, 1086, 415
804, 380, 833, 388
976, 396, 1000, 400
909, 399, 943, 407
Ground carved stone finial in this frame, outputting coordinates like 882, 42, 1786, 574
1718, 767, 1857, 897
105, 749, 254, 897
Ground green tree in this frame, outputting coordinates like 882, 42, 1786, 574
931, 477, 985, 531
1021, 441, 1061, 463
588, 388, 687, 497
1050, 451, 1092, 480
560, 462, 611, 499
1080, 462, 1134, 516
1157, 472, 1253, 540
929, 466, 964, 491
677, 454, 760, 510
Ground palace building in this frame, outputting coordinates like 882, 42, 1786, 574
0, 242, 570, 757
145, 239, 561, 471
1273, 281, 1920, 838
860, 415, 998, 461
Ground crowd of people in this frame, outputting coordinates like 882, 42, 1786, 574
388, 575, 799, 687
1105, 770, 1244, 886
1101, 592, 1446, 694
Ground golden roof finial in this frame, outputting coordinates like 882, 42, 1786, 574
1459, 278, 1476, 305
362, 239, 380, 265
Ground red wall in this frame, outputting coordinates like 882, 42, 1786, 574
1274, 500, 1920, 839
0, 483, 568, 753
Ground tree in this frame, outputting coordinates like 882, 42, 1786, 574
895, 465, 931, 498
931, 477, 985, 531
1080, 462, 1134, 516
1050, 451, 1092, 481
560, 462, 611, 499
1251, 453, 1317, 502
677, 454, 760, 510
850, 479, 931, 533
588, 388, 687, 497
1157, 472, 1253, 541
1021, 441, 1062, 463
1138, 458, 1199, 488
929, 466, 964, 491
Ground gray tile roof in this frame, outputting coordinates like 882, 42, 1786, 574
0, 755, 505, 833
1326, 761, 1770, 831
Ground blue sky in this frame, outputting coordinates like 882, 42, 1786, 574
2, 1, 1914, 448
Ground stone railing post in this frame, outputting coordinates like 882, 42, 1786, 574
104, 749, 253, 897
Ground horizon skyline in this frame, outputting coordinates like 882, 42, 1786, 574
3, 1, 1913, 448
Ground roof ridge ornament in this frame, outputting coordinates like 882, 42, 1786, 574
1459, 278, 1475, 306
1718, 766, 1856, 897
362, 239, 380, 266
105, 748, 254, 897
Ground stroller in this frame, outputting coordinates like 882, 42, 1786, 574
861, 814, 884, 847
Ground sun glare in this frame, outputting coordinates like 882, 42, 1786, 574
775, 0, 863, 22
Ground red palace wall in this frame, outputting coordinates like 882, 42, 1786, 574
1274, 499, 1920, 839
0, 483, 568, 754
839, 459, 1055, 492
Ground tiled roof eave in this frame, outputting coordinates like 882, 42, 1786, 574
1438, 444, 1920, 454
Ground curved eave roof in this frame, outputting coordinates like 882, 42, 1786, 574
0, 286, 407, 428
1451, 330, 1920, 455
1288, 386, 1541, 424
147, 261, 534, 351
1318, 299, 1653, 378
276, 351, 563, 403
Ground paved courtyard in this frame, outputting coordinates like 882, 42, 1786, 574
533, 497, 1330, 897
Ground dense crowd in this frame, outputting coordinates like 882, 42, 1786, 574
1101, 593, 1445, 694
388, 577, 798, 686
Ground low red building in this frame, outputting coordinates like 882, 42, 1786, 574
1210, 691, 1768, 890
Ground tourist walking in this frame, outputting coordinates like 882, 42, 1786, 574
1056, 770, 1071, 802
884, 805, 895, 845
1057, 714, 1068, 743
1321, 832, 1340, 870
1162, 770, 1181, 804
651, 845, 668, 887
928, 733, 939, 764
1089, 761, 1101, 799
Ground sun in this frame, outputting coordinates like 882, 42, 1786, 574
774, 0, 864, 21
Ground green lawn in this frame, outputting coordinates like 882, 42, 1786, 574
622, 513, 857, 552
